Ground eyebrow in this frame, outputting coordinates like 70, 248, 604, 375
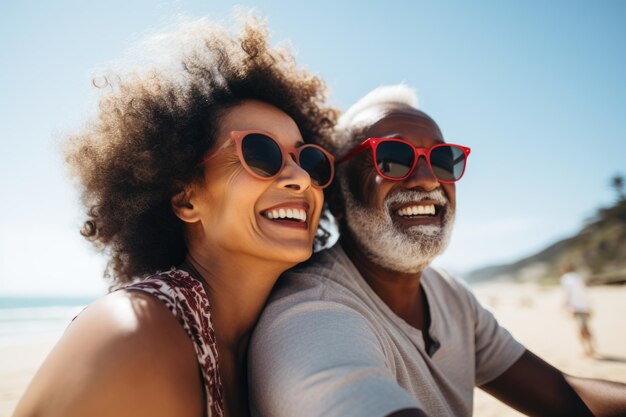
295, 140, 305, 147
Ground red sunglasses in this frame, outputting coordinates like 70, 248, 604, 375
203, 130, 335, 189
338, 138, 471, 183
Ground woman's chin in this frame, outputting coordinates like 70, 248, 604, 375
263, 241, 313, 266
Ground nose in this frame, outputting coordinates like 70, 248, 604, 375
275, 153, 312, 191
403, 156, 440, 191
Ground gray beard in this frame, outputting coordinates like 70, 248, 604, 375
340, 175, 455, 273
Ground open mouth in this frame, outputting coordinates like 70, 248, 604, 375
391, 202, 443, 226
260, 206, 308, 229
395, 203, 438, 217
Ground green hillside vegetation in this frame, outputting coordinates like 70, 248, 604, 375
466, 196, 626, 286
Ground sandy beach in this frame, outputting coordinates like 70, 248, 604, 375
2, 283, 625, 417
472, 283, 626, 416
0, 337, 61, 417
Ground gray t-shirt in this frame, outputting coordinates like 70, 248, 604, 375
249, 244, 525, 417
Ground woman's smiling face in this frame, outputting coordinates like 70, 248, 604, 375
180, 100, 324, 266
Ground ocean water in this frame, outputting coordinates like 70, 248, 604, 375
0, 296, 97, 344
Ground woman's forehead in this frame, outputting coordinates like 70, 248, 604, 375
217, 100, 302, 145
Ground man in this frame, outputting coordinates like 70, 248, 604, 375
249, 85, 626, 417
561, 263, 596, 357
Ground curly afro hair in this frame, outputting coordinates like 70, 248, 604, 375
65, 15, 337, 288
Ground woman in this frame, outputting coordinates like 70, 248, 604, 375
13, 16, 336, 417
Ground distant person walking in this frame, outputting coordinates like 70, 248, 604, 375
560, 263, 596, 356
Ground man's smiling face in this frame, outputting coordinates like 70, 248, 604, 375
339, 104, 456, 273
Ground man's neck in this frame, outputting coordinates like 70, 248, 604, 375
339, 235, 430, 331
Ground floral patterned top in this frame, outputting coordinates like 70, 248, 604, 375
123, 269, 225, 417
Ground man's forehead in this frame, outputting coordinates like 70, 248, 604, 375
352, 104, 441, 140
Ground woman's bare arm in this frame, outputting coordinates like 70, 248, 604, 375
12, 291, 203, 417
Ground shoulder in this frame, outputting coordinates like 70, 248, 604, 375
425, 266, 467, 288
425, 267, 500, 328
254, 295, 375, 347
249, 296, 399, 417
424, 266, 474, 304
71, 287, 195, 351
259, 248, 379, 344
272, 245, 371, 306
251, 253, 387, 378
250, 286, 380, 366
13, 290, 203, 417
281, 246, 348, 286
126, 269, 207, 308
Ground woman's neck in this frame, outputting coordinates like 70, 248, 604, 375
183, 249, 287, 417
182, 249, 287, 357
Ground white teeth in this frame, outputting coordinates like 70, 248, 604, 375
396, 204, 436, 217
264, 207, 307, 222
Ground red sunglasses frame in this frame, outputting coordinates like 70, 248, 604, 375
203, 130, 335, 189
338, 138, 471, 183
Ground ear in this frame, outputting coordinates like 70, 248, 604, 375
171, 185, 201, 224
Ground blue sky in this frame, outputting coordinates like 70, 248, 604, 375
1, 0, 625, 295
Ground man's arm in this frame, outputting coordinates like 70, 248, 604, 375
249, 300, 422, 417
480, 349, 626, 417
566, 374, 626, 417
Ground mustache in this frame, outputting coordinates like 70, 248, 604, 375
384, 188, 449, 209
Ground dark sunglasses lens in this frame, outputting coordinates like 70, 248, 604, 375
430, 145, 466, 181
299, 146, 333, 187
376, 141, 414, 178
241, 134, 282, 177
